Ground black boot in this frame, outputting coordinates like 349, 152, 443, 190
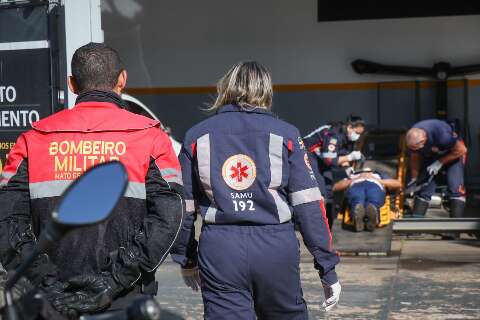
449, 198, 465, 218
365, 204, 378, 232
412, 197, 429, 218
353, 204, 365, 232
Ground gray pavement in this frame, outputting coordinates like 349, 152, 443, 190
156, 237, 480, 320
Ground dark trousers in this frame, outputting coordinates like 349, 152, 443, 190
419, 156, 466, 201
198, 223, 308, 320
346, 181, 386, 217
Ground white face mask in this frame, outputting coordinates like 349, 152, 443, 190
349, 131, 360, 142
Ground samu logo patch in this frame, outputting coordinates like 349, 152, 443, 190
222, 154, 257, 190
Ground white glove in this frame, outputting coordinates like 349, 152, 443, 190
347, 151, 362, 162
181, 266, 201, 291
321, 280, 341, 312
426, 160, 443, 176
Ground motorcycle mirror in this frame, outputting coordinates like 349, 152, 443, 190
53, 160, 128, 227
37, 161, 128, 253
4, 161, 128, 320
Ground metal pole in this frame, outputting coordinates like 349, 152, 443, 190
414, 80, 420, 122
393, 218, 480, 233
63, 0, 103, 108
376, 82, 381, 126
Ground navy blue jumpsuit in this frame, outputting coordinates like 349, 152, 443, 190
172, 105, 339, 320
412, 119, 466, 201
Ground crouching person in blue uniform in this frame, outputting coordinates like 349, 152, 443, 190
171, 61, 340, 319
303, 116, 366, 229
333, 169, 401, 232
406, 119, 467, 218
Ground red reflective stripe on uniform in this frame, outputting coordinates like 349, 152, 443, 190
191, 142, 197, 157
287, 140, 293, 152
319, 199, 333, 249
308, 142, 322, 153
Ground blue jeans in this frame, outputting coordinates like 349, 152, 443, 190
346, 181, 386, 217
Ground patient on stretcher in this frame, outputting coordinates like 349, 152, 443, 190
333, 168, 402, 232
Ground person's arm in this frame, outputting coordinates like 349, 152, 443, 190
304, 133, 323, 159
332, 179, 352, 192
431, 122, 466, 165
337, 144, 351, 166
170, 141, 199, 269
288, 133, 340, 285
113, 129, 184, 287
0, 135, 32, 267
0, 134, 57, 286
439, 140, 467, 165
169, 139, 203, 291
319, 135, 342, 168
379, 179, 402, 192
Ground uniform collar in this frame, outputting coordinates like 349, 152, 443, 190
75, 90, 128, 109
216, 104, 276, 117
32, 101, 159, 133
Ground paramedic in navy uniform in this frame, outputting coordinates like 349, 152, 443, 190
406, 119, 467, 218
303, 116, 366, 229
171, 61, 340, 319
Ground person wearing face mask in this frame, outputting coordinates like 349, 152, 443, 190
406, 119, 467, 218
303, 115, 366, 229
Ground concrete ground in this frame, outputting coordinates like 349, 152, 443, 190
155, 235, 480, 320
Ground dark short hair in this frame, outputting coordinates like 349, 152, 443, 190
71, 42, 124, 92
346, 114, 365, 128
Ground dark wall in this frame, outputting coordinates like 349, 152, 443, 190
131, 83, 480, 187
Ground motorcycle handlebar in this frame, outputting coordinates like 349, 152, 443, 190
80, 311, 127, 320
79, 297, 161, 320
